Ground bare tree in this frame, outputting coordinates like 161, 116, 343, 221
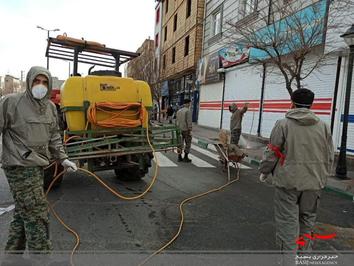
225, 0, 354, 96
127, 40, 162, 121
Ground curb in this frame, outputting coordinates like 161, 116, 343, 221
192, 135, 354, 201
324, 186, 354, 201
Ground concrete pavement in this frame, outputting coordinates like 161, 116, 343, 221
191, 123, 354, 201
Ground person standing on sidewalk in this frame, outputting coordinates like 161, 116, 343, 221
229, 102, 249, 145
259, 88, 334, 251
166, 104, 174, 124
0, 66, 77, 257
176, 99, 192, 162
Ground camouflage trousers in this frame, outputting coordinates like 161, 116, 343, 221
230, 129, 241, 145
4, 166, 52, 253
178, 130, 192, 154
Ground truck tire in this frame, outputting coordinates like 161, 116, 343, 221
114, 166, 146, 181
115, 153, 152, 181
44, 163, 64, 190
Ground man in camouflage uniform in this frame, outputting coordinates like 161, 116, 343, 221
176, 99, 192, 163
229, 102, 249, 145
0, 66, 77, 257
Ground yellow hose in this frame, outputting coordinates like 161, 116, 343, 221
46, 112, 159, 266
46, 111, 242, 266
138, 172, 240, 266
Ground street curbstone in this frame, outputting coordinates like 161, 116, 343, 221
324, 186, 354, 201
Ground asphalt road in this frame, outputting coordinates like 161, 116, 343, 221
0, 143, 353, 265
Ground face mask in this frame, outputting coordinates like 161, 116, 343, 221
31, 84, 48, 100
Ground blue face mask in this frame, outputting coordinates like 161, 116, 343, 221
31, 84, 48, 99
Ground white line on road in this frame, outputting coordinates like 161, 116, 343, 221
191, 144, 251, 169
0, 204, 15, 216
154, 152, 178, 167
187, 154, 215, 168
173, 150, 215, 168
191, 144, 219, 160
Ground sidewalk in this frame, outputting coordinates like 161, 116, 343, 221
192, 123, 354, 201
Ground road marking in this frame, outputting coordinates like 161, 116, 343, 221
191, 144, 251, 169
173, 150, 215, 168
154, 152, 178, 167
191, 144, 219, 160
0, 204, 15, 216
187, 154, 215, 168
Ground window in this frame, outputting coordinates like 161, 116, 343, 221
186, 0, 192, 18
243, 0, 257, 17
212, 10, 222, 36
164, 26, 167, 42
165, 0, 169, 14
155, 33, 159, 48
156, 7, 160, 24
172, 47, 176, 64
163, 54, 166, 69
173, 14, 178, 32
184, 35, 190, 56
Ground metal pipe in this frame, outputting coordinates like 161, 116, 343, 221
47, 31, 50, 69
257, 63, 266, 136
330, 56, 342, 134
336, 45, 354, 179
219, 71, 226, 129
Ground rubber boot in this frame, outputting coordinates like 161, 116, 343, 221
183, 153, 192, 163
178, 154, 183, 162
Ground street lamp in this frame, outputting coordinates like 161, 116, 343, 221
336, 24, 354, 179
36, 26, 60, 70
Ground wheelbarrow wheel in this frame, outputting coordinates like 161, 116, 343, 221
44, 163, 64, 190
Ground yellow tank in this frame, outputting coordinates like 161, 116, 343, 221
60, 75, 152, 131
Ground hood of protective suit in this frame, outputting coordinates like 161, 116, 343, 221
26, 66, 52, 100
229, 103, 238, 112
285, 108, 319, 126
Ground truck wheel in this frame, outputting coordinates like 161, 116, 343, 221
115, 153, 153, 181
114, 167, 146, 181
44, 163, 64, 190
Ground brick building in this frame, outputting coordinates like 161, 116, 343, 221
157, 0, 205, 120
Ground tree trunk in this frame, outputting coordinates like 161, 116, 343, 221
157, 102, 161, 123
286, 82, 293, 96
295, 75, 302, 90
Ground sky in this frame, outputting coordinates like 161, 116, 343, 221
0, 0, 156, 80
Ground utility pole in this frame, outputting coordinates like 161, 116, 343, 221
36, 26, 60, 70
336, 24, 354, 179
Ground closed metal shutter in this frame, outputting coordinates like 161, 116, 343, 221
262, 56, 337, 138
223, 64, 263, 134
198, 82, 224, 129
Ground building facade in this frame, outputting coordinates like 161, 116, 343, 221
126, 39, 155, 82
158, 0, 205, 120
3, 74, 22, 95
197, 0, 354, 156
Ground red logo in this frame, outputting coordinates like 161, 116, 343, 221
296, 233, 336, 248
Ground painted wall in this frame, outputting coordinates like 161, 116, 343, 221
261, 56, 337, 138
198, 81, 223, 128
222, 64, 263, 134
